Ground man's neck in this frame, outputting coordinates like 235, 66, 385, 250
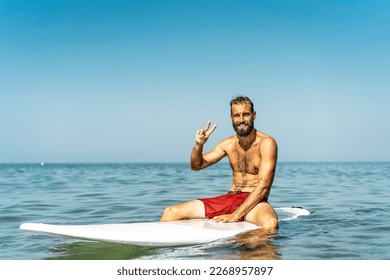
237, 129, 257, 150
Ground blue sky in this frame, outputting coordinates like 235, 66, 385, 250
1, 0, 389, 162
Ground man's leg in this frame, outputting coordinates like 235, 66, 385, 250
244, 202, 278, 230
160, 200, 205, 222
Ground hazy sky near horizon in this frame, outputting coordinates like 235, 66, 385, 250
1, 0, 389, 163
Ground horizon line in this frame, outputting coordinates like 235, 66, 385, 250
0, 160, 389, 165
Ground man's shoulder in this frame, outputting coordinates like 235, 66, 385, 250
257, 131, 277, 147
257, 131, 276, 141
216, 135, 236, 149
257, 135, 277, 157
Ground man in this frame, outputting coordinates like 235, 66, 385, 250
160, 96, 278, 230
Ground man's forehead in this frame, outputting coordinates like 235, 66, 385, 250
231, 102, 251, 111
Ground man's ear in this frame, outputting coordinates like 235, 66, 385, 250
253, 111, 257, 120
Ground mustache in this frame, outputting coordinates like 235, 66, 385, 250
235, 121, 250, 125
232, 120, 254, 136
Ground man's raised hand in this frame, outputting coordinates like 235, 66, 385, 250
195, 120, 217, 145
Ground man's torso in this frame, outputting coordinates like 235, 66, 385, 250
223, 130, 272, 193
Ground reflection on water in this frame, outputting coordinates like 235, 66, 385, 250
46, 241, 158, 260
231, 228, 279, 260
44, 233, 279, 260
137, 228, 280, 260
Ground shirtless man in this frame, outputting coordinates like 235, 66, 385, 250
160, 96, 278, 230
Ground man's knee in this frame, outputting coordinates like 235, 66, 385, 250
262, 217, 278, 230
160, 205, 176, 222
161, 205, 184, 222
160, 200, 205, 222
245, 204, 278, 230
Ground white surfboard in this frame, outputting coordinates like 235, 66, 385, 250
20, 207, 310, 246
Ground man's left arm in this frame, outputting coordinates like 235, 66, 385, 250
212, 137, 277, 222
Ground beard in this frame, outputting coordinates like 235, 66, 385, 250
232, 120, 254, 137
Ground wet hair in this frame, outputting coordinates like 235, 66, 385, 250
230, 95, 254, 114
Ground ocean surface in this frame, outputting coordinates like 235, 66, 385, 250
1, 162, 389, 260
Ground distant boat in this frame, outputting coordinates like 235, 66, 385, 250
40, 162, 45, 166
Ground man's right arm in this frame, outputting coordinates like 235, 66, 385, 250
190, 142, 226, 170
190, 142, 205, 170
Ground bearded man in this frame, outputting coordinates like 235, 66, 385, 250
160, 96, 278, 230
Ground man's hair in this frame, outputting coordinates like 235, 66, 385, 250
230, 95, 254, 114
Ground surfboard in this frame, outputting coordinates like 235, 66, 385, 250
20, 207, 310, 246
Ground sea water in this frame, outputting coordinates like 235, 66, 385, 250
0, 162, 389, 260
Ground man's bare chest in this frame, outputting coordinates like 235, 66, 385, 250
227, 146, 261, 175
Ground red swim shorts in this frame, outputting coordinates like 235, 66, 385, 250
198, 192, 250, 220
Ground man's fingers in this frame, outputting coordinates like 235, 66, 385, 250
213, 216, 226, 223
204, 120, 211, 131
208, 124, 217, 135
196, 121, 216, 143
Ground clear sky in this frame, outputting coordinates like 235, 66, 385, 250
1, 0, 389, 163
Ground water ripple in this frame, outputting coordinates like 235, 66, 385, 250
1, 162, 389, 260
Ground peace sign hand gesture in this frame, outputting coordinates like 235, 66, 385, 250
195, 121, 217, 146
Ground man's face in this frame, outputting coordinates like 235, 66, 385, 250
231, 102, 256, 137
